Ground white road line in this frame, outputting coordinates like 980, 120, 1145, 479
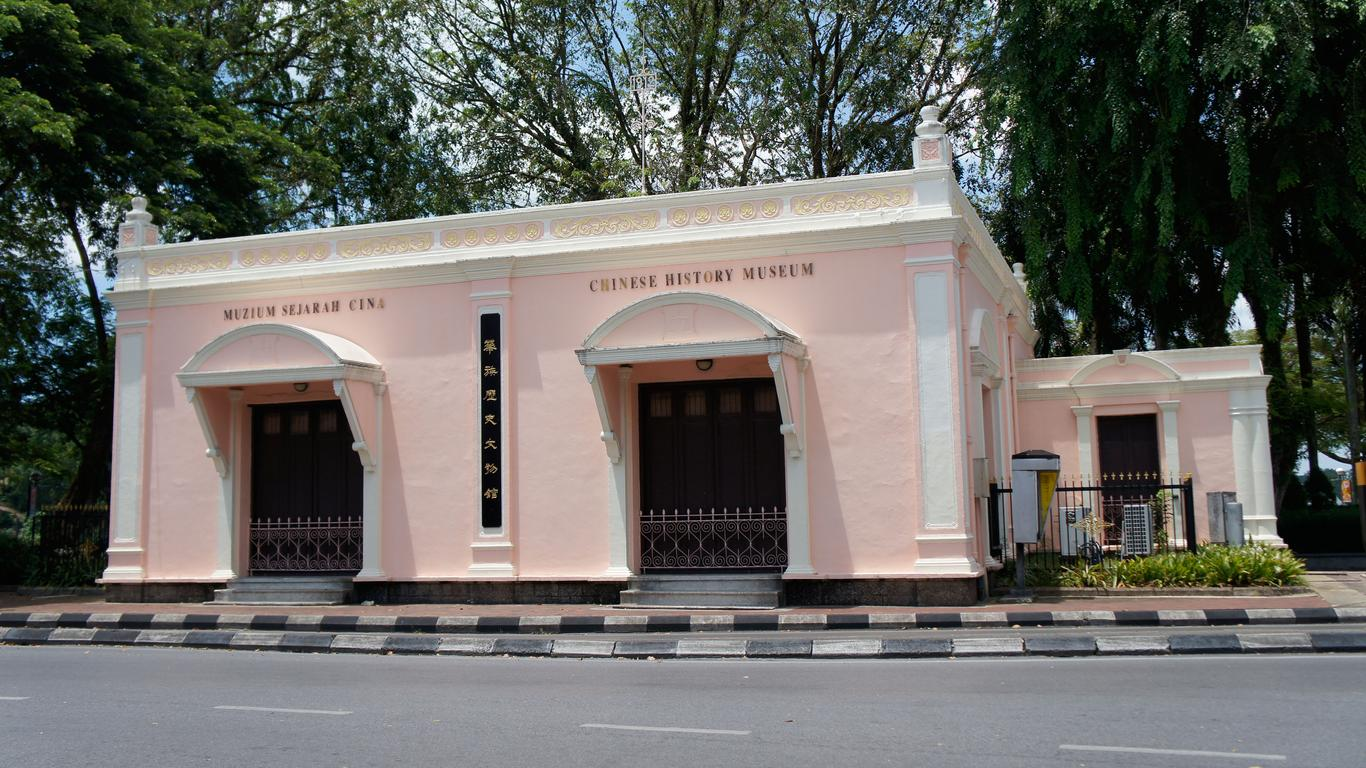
1060, 744, 1287, 761
581, 723, 751, 736
0, 696, 30, 701
214, 705, 352, 716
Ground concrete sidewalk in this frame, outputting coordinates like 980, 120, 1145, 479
0, 572, 1358, 633
4, 577, 1365, 660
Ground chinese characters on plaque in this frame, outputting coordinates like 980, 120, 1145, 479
479, 313, 503, 529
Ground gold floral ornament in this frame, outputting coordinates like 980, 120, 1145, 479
666, 199, 780, 227
144, 252, 230, 277
442, 223, 544, 249
338, 233, 434, 259
239, 243, 329, 267
791, 187, 914, 216
552, 211, 659, 238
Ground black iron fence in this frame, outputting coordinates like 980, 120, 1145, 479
990, 474, 1197, 572
640, 506, 788, 570
249, 516, 363, 573
30, 503, 109, 585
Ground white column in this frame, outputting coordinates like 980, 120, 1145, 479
211, 390, 243, 579
357, 382, 387, 578
1230, 388, 1285, 546
1072, 405, 1095, 479
103, 331, 147, 581
605, 366, 633, 577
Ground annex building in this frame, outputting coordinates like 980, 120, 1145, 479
101, 109, 1282, 605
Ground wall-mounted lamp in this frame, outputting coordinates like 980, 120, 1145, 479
293, 382, 310, 393
695, 359, 714, 372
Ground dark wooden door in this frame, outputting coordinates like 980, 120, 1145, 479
1095, 413, 1162, 552
1096, 414, 1161, 479
249, 401, 362, 572
640, 379, 785, 512
638, 379, 787, 570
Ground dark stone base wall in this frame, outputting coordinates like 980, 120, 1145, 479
103, 582, 220, 603
354, 581, 626, 605
100, 577, 981, 606
784, 578, 981, 607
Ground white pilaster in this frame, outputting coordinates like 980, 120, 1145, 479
103, 331, 147, 581
1072, 405, 1095, 479
784, 358, 814, 575
1157, 400, 1181, 476
914, 270, 959, 528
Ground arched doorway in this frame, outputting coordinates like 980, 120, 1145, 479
177, 322, 387, 581
576, 291, 813, 576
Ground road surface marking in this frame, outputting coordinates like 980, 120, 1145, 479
0, 696, 30, 701
1060, 744, 1286, 761
581, 723, 750, 736
214, 705, 352, 716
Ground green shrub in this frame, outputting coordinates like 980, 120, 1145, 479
1057, 544, 1306, 588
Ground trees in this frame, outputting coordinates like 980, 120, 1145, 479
0, 0, 445, 503
986, 0, 1366, 511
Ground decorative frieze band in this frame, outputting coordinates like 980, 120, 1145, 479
552, 211, 659, 239
338, 233, 434, 259
144, 252, 230, 277
239, 243, 330, 268
442, 223, 544, 249
668, 198, 781, 228
791, 187, 914, 216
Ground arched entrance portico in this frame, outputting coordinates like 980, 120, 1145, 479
176, 323, 387, 581
575, 292, 813, 577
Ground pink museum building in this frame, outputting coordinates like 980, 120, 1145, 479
100, 110, 1282, 605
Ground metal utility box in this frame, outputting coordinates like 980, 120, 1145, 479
1010, 450, 1061, 544
1206, 491, 1235, 544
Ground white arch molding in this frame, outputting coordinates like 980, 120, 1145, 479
1068, 351, 1181, 387
176, 323, 388, 581
575, 291, 814, 577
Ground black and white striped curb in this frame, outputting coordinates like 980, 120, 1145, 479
2, 607, 1362, 635
3, 625, 1365, 659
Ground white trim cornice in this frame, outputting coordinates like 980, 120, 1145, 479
177, 363, 384, 388
1016, 374, 1272, 401
576, 337, 805, 366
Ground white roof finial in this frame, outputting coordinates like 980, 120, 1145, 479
915, 105, 945, 138
912, 104, 950, 171
119, 193, 158, 249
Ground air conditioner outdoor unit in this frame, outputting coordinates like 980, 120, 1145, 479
1058, 506, 1095, 558
1121, 503, 1154, 557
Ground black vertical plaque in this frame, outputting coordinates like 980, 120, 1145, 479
479, 313, 503, 529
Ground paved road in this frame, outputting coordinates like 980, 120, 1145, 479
1, 647, 1362, 768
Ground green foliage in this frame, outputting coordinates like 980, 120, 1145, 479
1056, 545, 1308, 588
985, 0, 1366, 508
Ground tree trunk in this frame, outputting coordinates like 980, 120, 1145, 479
61, 208, 114, 505
1246, 292, 1295, 515
1293, 273, 1319, 474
